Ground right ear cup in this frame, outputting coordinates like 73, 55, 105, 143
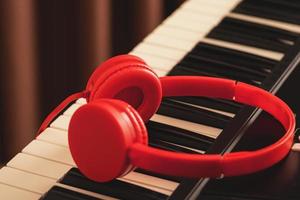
85, 55, 162, 122
68, 99, 148, 182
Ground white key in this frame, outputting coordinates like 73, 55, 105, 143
190, 0, 241, 8
133, 43, 186, 61
76, 98, 87, 105
64, 103, 82, 116
7, 153, 71, 180
144, 34, 197, 52
151, 114, 221, 139
22, 140, 75, 166
181, 1, 237, 16
228, 12, 300, 34
202, 38, 284, 61
50, 115, 71, 131
152, 25, 200, 41
0, 167, 55, 194
37, 127, 68, 147
54, 183, 119, 200
0, 183, 41, 200
292, 143, 300, 151
167, 9, 222, 24
163, 16, 217, 33
123, 172, 178, 195
153, 68, 168, 77
129, 51, 177, 72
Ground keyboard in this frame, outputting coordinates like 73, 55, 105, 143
1, 0, 299, 199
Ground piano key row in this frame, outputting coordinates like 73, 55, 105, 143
3, 133, 177, 198
0, 94, 225, 199
131, 0, 300, 77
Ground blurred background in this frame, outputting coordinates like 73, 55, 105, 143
0, 0, 185, 163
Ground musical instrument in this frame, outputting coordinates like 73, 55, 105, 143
1, 0, 299, 199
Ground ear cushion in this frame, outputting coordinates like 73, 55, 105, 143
86, 55, 162, 122
109, 99, 148, 176
68, 99, 148, 182
125, 102, 148, 146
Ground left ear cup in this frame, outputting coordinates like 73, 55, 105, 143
86, 55, 162, 122
86, 55, 146, 91
68, 99, 148, 182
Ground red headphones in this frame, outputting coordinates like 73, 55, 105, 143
37, 55, 295, 183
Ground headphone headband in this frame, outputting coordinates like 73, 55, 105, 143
129, 76, 295, 178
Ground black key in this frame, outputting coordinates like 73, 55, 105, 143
168, 65, 219, 77
165, 70, 243, 114
60, 168, 168, 200
173, 64, 231, 80
263, 0, 300, 8
294, 129, 300, 143
42, 186, 100, 200
234, 0, 300, 25
170, 96, 242, 115
177, 57, 262, 85
147, 120, 214, 152
193, 43, 277, 74
135, 168, 182, 183
156, 98, 231, 129
190, 48, 269, 78
185, 54, 266, 83
165, 39, 276, 138
207, 17, 299, 52
150, 139, 200, 154
178, 49, 264, 84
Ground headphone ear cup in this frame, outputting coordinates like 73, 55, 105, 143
68, 99, 148, 182
86, 55, 162, 122
86, 55, 146, 91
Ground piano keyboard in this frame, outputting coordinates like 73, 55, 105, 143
1, 0, 300, 199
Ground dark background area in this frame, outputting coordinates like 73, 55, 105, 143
0, 0, 185, 163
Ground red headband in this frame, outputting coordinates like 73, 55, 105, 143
37, 55, 295, 182
131, 76, 295, 178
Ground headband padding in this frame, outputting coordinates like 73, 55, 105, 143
86, 55, 146, 91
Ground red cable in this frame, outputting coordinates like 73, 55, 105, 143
36, 90, 90, 136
